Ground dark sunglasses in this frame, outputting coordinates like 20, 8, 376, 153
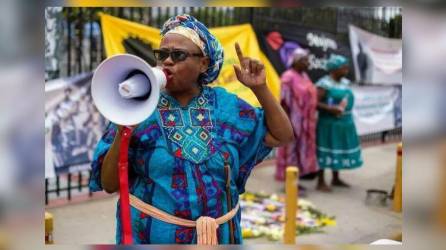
153, 49, 203, 63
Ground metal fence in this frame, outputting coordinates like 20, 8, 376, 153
45, 7, 402, 205
46, 7, 401, 81
45, 170, 93, 205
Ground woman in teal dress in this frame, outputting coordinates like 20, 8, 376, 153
315, 54, 363, 191
89, 14, 294, 244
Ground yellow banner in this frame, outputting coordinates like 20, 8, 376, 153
100, 13, 279, 106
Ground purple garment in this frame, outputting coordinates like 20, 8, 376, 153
275, 69, 319, 180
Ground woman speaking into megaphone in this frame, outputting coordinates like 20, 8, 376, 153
89, 14, 294, 245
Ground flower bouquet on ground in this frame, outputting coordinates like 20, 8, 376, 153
240, 191, 336, 241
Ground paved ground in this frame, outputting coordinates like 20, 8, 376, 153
46, 143, 402, 244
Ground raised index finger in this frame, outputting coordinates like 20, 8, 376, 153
235, 42, 245, 66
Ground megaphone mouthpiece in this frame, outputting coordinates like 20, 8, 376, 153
118, 72, 152, 99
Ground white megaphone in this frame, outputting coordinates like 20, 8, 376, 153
91, 54, 168, 244
91, 54, 167, 126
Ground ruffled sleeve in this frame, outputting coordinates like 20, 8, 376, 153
88, 122, 118, 192
88, 115, 161, 192
236, 97, 273, 193
214, 87, 273, 193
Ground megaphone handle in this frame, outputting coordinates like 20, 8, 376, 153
118, 126, 134, 244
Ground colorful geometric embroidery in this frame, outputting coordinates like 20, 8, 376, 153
168, 129, 187, 146
184, 126, 194, 135
134, 122, 162, 141
236, 162, 253, 192
199, 130, 209, 141
192, 165, 223, 218
237, 98, 257, 120
197, 96, 207, 106
175, 227, 194, 243
135, 219, 147, 243
171, 158, 193, 243
196, 128, 211, 144
182, 139, 208, 163
166, 125, 213, 164
216, 122, 250, 145
157, 88, 217, 164
159, 96, 170, 108
190, 108, 212, 127
159, 109, 184, 127
172, 172, 187, 189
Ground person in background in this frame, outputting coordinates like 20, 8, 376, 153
275, 48, 319, 196
315, 54, 363, 192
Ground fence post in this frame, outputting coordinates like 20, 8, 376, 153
284, 166, 298, 244
77, 8, 84, 74
45, 179, 49, 205
174, 6, 178, 16
139, 7, 144, 23
393, 143, 402, 212
203, 7, 208, 26
248, 7, 254, 24
157, 7, 162, 28
100, 12, 105, 60
89, 8, 94, 71
233, 8, 240, 24
78, 172, 82, 192
166, 7, 171, 22
147, 7, 152, 26
89, 170, 93, 197
67, 8, 72, 76
67, 173, 72, 201
130, 7, 135, 21
212, 7, 217, 26
220, 7, 225, 26
56, 175, 60, 196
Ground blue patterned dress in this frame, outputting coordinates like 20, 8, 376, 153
89, 86, 272, 244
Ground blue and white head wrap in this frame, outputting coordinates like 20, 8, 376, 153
161, 14, 224, 85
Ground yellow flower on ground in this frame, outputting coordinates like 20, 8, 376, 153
244, 193, 256, 202
265, 204, 277, 212
319, 217, 337, 226
242, 228, 254, 238
270, 194, 279, 201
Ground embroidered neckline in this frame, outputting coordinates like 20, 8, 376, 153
157, 86, 217, 164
